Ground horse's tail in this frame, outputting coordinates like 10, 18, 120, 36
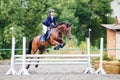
27, 39, 33, 54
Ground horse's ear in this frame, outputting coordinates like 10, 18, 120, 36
66, 23, 71, 27
65, 23, 71, 27
69, 24, 72, 26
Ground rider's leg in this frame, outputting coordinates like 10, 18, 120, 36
45, 30, 50, 41
42, 25, 47, 34
42, 25, 48, 40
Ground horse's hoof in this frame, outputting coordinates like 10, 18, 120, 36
54, 47, 59, 50
60, 43, 66, 48
26, 65, 30, 69
35, 65, 38, 68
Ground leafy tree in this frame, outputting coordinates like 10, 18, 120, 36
74, 0, 112, 46
0, 0, 113, 59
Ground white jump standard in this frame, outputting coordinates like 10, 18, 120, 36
95, 38, 106, 74
6, 37, 17, 75
18, 37, 30, 75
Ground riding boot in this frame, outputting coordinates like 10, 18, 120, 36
45, 30, 50, 41
43, 34, 46, 41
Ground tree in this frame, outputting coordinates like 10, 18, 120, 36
74, 0, 112, 46
0, 0, 113, 59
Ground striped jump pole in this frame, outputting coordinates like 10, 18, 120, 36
6, 37, 17, 75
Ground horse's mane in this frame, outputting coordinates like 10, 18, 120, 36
56, 22, 67, 27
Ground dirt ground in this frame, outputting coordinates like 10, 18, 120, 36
0, 60, 120, 80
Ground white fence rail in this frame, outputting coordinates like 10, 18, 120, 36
6, 37, 106, 75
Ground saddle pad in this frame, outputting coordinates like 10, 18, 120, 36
39, 35, 45, 42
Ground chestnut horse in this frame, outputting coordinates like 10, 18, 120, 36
26, 22, 71, 69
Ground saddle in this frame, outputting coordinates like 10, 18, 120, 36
39, 30, 50, 42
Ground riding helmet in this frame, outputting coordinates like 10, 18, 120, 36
49, 9, 55, 13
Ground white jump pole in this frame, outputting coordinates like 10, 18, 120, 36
6, 37, 17, 75
84, 38, 93, 73
95, 38, 106, 74
18, 37, 30, 75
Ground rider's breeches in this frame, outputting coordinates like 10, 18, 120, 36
42, 24, 47, 34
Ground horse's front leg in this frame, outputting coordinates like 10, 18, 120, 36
59, 39, 66, 48
53, 39, 66, 50
50, 40, 60, 46
50, 40, 61, 50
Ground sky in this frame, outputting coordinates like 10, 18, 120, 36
111, 0, 120, 23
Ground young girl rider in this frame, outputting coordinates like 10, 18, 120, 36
41, 9, 56, 41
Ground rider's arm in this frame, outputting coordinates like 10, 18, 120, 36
53, 17, 56, 28
46, 16, 56, 28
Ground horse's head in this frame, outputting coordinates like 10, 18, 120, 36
56, 22, 72, 40
65, 24, 72, 40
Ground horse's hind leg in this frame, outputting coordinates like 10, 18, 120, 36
35, 57, 39, 68
26, 64, 30, 69
35, 46, 46, 68
26, 46, 38, 69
